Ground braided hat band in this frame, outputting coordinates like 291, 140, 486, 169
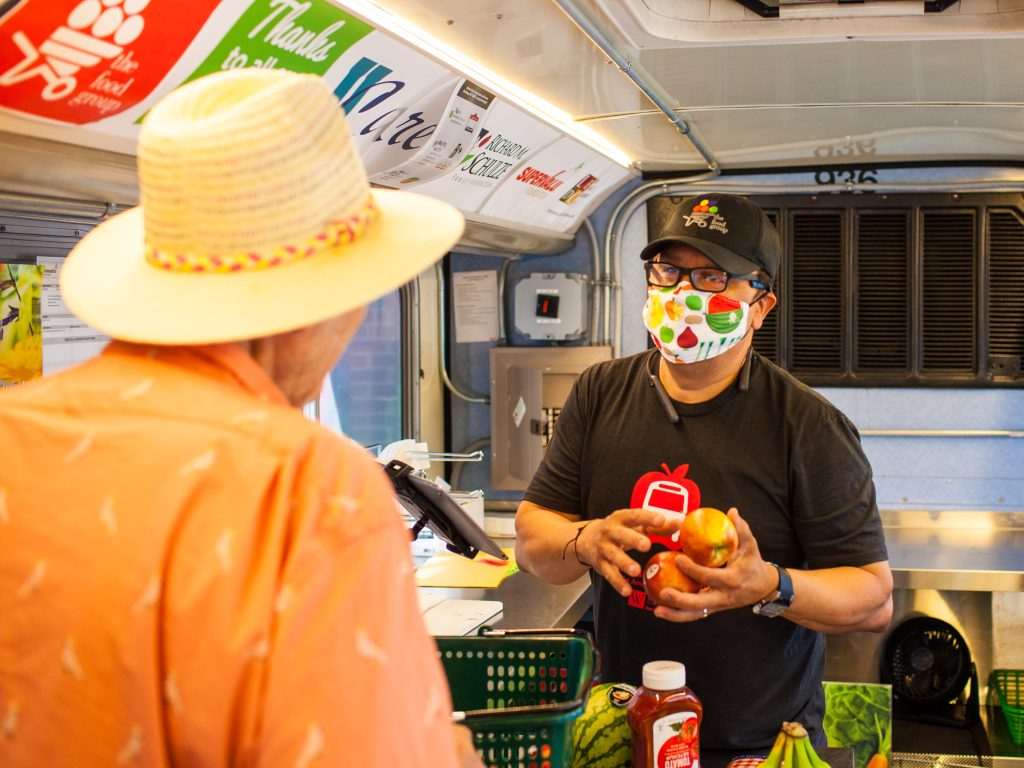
145, 197, 379, 273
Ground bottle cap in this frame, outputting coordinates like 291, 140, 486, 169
642, 660, 686, 690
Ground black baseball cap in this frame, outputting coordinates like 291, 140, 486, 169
640, 193, 780, 284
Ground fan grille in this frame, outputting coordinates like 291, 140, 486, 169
882, 617, 972, 705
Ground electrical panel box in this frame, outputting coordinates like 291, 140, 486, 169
512, 272, 589, 341
489, 345, 612, 490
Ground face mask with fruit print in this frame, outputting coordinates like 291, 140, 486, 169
642, 285, 749, 365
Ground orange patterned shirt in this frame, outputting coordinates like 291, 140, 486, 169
0, 342, 459, 767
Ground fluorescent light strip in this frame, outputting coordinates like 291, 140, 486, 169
341, 0, 633, 167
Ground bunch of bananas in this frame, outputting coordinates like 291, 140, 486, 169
760, 722, 832, 768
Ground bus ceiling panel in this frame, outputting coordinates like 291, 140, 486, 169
598, 0, 1024, 43
632, 38, 1024, 111
359, 0, 653, 120
593, 105, 1024, 173
364, 1, 1024, 171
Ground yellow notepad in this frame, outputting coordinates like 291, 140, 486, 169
415, 547, 518, 588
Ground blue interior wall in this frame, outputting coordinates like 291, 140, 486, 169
447, 230, 599, 500
819, 388, 1024, 512
445, 179, 642, 500
445, 185, 1024, 514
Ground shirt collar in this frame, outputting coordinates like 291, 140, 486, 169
103, 341, 292, 407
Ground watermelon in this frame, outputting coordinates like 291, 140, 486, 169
572, 682, 637, 768
706, 294, 744, 333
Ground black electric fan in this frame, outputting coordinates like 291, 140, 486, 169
880, 616, 980, 728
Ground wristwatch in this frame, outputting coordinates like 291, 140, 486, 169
752, 562, 793, 618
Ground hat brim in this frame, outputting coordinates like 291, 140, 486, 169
640, 236, 764, 279
60, 189, 464, 345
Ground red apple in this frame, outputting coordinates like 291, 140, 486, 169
676, 507, 738, 568
643, 550, 701, 606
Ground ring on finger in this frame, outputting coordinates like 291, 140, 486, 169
701, 607, 709, 619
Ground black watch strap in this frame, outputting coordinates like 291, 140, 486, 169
753, 562, 793, 618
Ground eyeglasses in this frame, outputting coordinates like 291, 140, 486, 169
644, 262, 771, 293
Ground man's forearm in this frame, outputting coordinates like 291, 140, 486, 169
514, 501, 591, 584
784, 562, 893, 633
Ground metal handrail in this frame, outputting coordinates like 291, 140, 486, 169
860, 429, 1024, 438
400, 280, 420, 440
407, 450, 484, 462
553, 0, 718, 172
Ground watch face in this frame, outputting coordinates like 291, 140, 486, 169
753, 564, 793, 618
755, 600, 788, 618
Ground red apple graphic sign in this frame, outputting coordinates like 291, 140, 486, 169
630, 463, 701, 549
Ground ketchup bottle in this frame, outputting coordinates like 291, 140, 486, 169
627, 660, 703, 768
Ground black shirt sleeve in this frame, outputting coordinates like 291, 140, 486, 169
790, 408, 888, 569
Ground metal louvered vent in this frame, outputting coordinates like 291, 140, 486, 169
921, 211, 976, 373
855, 212, 910, 372
646, 193, 1024, 387
987, 209, 1024, 376
790, 212, 843, 372
752, 209, 781, 364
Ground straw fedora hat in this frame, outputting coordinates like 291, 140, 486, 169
60, 68, 464, 345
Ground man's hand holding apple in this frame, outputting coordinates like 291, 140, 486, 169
650, 507, 781, 623
575, 508, 679, 598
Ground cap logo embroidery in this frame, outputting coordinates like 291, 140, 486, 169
683, 198, 729, 235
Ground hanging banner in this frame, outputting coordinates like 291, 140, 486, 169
370, 78, 496, 188
0, 0, 220, 124
411, 98, 561, 211
478, 136, 634, 233
0, 1, 637, 237
326, 28, 453, 174
357, 74, 456, 179
177, 0, 371, 86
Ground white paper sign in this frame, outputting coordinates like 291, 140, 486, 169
39, 255, 109, 375
451, 270, 498, 344
512, 396, 526, 429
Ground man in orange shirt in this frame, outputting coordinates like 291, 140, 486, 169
0, 69, 481, 768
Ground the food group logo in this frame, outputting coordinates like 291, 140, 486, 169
0, 0, 220, 123
682, 198, 729, 235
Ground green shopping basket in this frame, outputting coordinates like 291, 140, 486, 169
989, 669, 1024, 746
437, 627, 598, 768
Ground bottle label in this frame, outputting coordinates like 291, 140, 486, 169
653, 711, 699, 768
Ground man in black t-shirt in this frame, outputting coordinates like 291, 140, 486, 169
515, 194, 893, 755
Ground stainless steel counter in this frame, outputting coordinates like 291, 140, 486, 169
420, 510, 1024, 636
882, 510, 1024, 591
422, 569, 592, 630
416, 536, 592, 630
